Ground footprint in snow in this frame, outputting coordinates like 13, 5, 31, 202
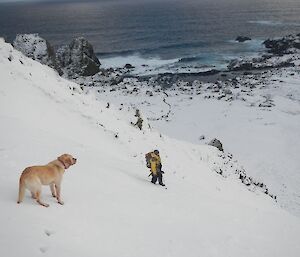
44, 229, 55, 236
39, 246, 48, 253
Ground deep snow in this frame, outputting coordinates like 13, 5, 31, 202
1, 38, 300, 257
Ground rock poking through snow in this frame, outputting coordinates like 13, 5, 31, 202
13, 33, 62, 75
56, 37, 100, 77
208, 138, 224, 152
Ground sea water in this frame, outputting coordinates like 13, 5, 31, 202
1, 0, 299, 74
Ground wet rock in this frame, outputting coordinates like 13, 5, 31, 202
124, 63, 135, 69
236, 36, 251, 42
263, 34, 300, 55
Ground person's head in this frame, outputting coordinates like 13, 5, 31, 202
154, 149, 159, 155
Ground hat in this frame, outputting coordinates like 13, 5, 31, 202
154, 149, 159, 155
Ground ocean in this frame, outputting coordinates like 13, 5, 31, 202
1, 0, 300, 74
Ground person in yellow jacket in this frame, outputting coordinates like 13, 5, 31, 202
149, 150, 165, 186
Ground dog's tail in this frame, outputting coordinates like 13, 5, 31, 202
17, 176, 26, 204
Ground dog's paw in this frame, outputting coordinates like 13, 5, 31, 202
58, 200, 64, 205
44, 229, 55, 236
39, 202, 49, 207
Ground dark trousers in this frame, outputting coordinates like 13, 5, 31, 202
151, 171, 163, 184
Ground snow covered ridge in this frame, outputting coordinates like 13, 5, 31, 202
2, 38, 300, 257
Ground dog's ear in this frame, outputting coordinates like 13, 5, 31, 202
58, 154, 71, 169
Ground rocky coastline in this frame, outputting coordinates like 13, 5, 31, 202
9, 33, 300, 107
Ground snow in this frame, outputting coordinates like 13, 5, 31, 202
1, 38, 300, 257
91, 67, 300, 217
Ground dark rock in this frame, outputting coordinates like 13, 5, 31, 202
264, 39, 290, 55
208, 138, 224, 152
56, 37, 100, 77
236, 36, 252, 42
124, 63, 135, 69
263, 34, 300, 55
228, 59, 253, 71
146, 90, 153, 96
199, 135, 205, 140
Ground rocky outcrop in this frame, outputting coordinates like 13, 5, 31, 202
235, 36, 251, 43
56, 37, 100, 77
13, 34, 101, 77
124, 63, 135, 69
263, 34, 300, 55
13, 34, 62, 74
208, 138, 224, 152
228, 34, 300, 72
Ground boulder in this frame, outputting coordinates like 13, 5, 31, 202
235, 36, 251, 42
124, 63, 135, 69
208, 138, 224, 152
56, 37, 100, 77
13, 34, 62, 74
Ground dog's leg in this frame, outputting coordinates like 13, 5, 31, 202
50, 184, 56, 197
31, 191, 37, 199
35, 190, 49, 207
17, 178, 26, 204
55, 184, 64, 205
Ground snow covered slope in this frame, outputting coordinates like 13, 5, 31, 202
92, 69, 300, 217
1, 38, 300, 257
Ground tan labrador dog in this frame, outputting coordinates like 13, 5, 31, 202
17, 154, 77, 207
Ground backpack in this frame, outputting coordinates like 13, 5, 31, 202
145, 152, 163, 171
145, 152, 152, 168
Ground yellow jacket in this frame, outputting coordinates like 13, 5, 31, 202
150, 152, 161, 175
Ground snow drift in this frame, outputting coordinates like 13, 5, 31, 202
0, 38, 300, 257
